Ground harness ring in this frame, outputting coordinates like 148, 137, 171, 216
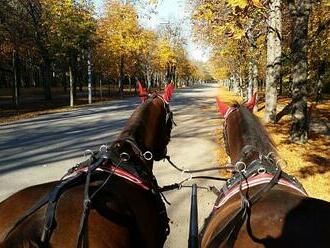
235, 161, 246, 172
143, 151, 153, 161
257, 167, 266, 174
84, 149, 93, 158
120, 152, 130, 162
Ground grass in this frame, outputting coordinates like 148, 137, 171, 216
215, 86, 330, 201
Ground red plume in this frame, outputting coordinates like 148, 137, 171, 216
137, 80, 147, 103
245, 92, 257, 112
216, 96, 229, 117
163, 82, 174, 102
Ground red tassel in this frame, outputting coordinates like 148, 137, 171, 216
137, 80, 147, 102
163, 82, 174, 102
245, 93, 257, 112
216, 96, 229, 117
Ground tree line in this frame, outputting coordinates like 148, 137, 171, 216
0, 0, 209, 108
190, 0, 329, 143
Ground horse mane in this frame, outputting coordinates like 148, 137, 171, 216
118, 98, 153, 142
237, 104, 278, 157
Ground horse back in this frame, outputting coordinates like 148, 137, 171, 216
202, 185, 330, 248
0, 182, 56, 247
0, 176, 164, 248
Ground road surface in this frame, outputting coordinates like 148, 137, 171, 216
0, 84, 224, 247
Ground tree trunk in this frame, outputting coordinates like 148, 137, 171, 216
12, 49, 19, 108
119, 56, 124, 98
88, 50, 92, 104
41, 58, 52, 100
108, 77, 111, 97
99, 76, 103, 101
248, 58, 259, 101
252, 59, 258, 94
264, 0, 282, 123
248, 58, 253, 100
289, 0, 311, 143
69, 65, 74, 107
128, 76, 132, 93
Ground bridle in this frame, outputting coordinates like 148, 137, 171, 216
222, 106, 239, 157
112, 93, 174, 164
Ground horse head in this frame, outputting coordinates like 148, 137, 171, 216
110, 88, 175, 171
216, 93, 276, 164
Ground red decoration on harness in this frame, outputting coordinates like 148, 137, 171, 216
216, 96, 229, 117
245, 93, 257, 112
163, 82, 174, 102
103, 166, 150, 190
214, 173, 307, 209
137, 80, 148, 103
67, 163, 150, 191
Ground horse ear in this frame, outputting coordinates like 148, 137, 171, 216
245, 92, 257, 112
137, 80, 147, 103
163, 82, 174, 102
216, 96, 229, 117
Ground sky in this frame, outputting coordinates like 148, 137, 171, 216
93, 0, 209, 62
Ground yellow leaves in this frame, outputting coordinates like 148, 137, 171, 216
227, 0, 248, 9
194, 3, 214, 21
98, 1, 141, 57
227, 0, 264, 9
207, 56, 230, 80
233, 28, 245, 40
251, 0, 264, 8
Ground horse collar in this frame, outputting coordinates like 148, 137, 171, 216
213, 159, 307, 209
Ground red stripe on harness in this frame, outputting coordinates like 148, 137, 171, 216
214, 173, 307, 209
99, 166, 150, 190
65, 164, 151, 191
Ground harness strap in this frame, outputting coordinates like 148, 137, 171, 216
76, 160, 94, 248
3, 194, 49, 240
40, 173, 85, 243
207, 167, 282, 248
3, 172, 85, 242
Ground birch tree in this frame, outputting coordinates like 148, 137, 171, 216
264, 0, 282, 123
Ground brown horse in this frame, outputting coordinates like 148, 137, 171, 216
200, 97, 330, 248
0, 91, 174, 248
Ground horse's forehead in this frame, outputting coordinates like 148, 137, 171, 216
226, 109, 242, 127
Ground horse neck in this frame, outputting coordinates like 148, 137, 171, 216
118, 98, 165, 169
225, 107, 277, 165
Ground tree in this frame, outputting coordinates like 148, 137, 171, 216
264, 0, 282, 123
190, 0, 267, 99
288, 0, 311, 143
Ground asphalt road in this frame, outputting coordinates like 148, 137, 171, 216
0, 83, 224, 247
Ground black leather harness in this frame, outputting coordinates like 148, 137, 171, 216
3, 146, 170, 248
200, 157, 307, 248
